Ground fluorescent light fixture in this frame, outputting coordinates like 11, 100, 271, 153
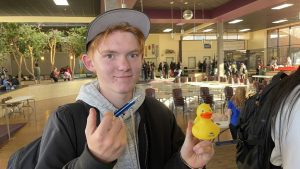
53, 0, 69, 6
163, 28, 173, 32
239, 28, 251, 32
272, 19, 288, 24
271, 3, 293, 10
203, 29, 213, 32
228, 19, 243, 24
176, 23, 185, 26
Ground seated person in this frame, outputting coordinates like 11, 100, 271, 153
3, 77, 12, 90
50, 67, 60, 83
270, 57, 278, 70
63, 71, 72, 81
11, 76, 20, 86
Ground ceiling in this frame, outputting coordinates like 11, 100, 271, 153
0, 0, 300, 34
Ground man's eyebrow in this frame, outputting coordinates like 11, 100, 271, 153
100, 50, 118, 54
99, 49, 140, 55
128, 49, 140, 53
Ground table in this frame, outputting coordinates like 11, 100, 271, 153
4, 96, 36, 139
215, 120, 232, 145
252, 75, 273, 79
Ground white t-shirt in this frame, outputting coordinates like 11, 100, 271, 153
270, 85, 300, 168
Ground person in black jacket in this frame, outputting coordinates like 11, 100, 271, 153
36, 8, 214, 169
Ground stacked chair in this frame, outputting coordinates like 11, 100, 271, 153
172, 88, 185, 114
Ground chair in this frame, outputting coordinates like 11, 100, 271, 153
221, 86, 234, 113
243, 78, 250, 85
233, 77, 239, 84
220, 76, 227, 83
199, 87, 210, 103
145, 88, 156, 98
224, 86, 233, 101
180, 77, 188, 83
172, 88, 185, 113
174, 77, 180, 83
190, 77, 197, 82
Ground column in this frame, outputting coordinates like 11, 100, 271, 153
101, 0, 121, 13
217, 21, 225, 77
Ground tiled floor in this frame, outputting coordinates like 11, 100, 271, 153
0, 78, 237, 169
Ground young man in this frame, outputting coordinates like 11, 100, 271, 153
36, 9, 214, 169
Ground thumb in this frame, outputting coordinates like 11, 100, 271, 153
85, 108, 97, 136
185, 120, 194, 142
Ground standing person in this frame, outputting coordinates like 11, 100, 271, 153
34, 63, 41, 84
158, 62, 163, 78
226, 87, 246, 140
163, 62, 169, 79
202, 58, 207, 73
35, 9, 214, 169
239, 62, 247, 79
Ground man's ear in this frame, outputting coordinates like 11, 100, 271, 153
82, 54, 95, 72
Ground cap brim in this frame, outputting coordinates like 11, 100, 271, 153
86, 8, 150, 48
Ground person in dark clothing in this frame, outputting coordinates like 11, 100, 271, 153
36, 9, 214, 169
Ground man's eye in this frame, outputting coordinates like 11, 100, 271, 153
129, 53, 139, 58
106, 54, 113, 59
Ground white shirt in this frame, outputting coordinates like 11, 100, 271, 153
270, 85, 300, 169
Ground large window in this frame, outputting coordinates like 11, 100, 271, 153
267, 25, 300, 65
290, 26, 300, 45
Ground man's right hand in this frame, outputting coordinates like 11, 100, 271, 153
85, 108, 127, 163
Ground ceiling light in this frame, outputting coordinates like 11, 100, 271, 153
163, 28, 173, 32
239, 28, 251, 32
53, 0, 69, 5
271, 3, 293, 10
272, 19, 288, 24
228, 19, 243, 24
176, 23, 186, 26
203, 29, 213, 32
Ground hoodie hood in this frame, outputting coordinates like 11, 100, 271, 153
76, 80, 145, 120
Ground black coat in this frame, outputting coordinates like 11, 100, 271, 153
36, 97, 189, 169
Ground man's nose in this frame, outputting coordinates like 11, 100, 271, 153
117, 56, 130, 71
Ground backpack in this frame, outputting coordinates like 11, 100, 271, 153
7, 101, 89, 169
236, 72, 287, 169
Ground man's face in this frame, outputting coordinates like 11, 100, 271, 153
88, 31, 143, 96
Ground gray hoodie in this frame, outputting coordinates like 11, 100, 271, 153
76, 80, 145, 169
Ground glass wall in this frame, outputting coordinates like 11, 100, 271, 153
267, 25, 300, 66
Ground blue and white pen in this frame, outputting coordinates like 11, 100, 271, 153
114, 95, 141, 117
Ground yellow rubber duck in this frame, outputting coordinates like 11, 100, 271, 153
192, 104, 220, 140
194, 103, 212, 123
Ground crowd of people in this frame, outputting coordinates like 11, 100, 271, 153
50, 65, 72, 82
224, 61, 248, 79
0, 67, 20, 91
157, 61, 182, 79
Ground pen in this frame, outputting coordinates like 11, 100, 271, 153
114, 95, 141, 117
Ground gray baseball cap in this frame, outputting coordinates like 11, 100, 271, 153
86, 8, 150, 50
